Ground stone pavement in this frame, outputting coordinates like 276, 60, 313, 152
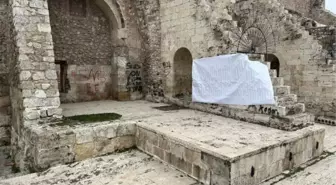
261, 123, 336, 185
261, 153, 336, 185
0, 150, 200, 185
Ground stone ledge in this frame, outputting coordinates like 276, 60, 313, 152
146, 96, 314, 131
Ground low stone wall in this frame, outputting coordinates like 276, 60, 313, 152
136, 124, 325, 185
20, 121, 136, 172
146, 96, 314, 131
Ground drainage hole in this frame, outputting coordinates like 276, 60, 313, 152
289, 152, 293, 161
316, 142, 319, 150
250, 166, 255, 177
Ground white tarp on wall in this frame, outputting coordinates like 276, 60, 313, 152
192, 54, 276, 105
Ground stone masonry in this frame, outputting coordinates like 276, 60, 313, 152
0, 0, 11, 147
8, 0, 62, 170
0, 0, 334, 175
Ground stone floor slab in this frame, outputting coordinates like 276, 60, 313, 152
0, 150, 199, 185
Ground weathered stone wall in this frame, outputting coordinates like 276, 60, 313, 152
48, 0, 145, 102
158, 0, 233, 98
307, 26, 335, 58
144, 0, 335, 120
8, 0, 63, 171
0, 0, 10, 146
310, 6, 336, 26
278, 0, 314, 17
277, 0, 336, 26
48, 0, 113, 102
133, 0, 164, 99
4, 0, 145, 171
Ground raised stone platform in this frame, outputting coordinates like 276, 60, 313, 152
135, 109, 324, 185
16, 101, 325, 185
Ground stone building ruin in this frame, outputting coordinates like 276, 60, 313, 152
0, 0, 335, 184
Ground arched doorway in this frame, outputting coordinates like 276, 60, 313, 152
173, 48, 193, 97
265, 54, 280, 77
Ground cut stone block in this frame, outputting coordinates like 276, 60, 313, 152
271, 77, 284, 86
274, 86, 291, 96
276, 94, 298, 106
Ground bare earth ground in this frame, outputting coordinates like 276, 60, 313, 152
0, 101, 335, 185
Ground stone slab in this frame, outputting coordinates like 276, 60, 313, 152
0, 150, 199, 185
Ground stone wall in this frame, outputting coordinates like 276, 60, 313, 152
48, 0, 145, 102
0, 0, 10, 146
133, 0, 164, 98
143, 0, 335, 121
48, 0, 113, 102
311, 6, 336, 26
4, 0, 146, 171
8, 0, 63, 171
278, 0, 314, 17
307, 26, 335, 58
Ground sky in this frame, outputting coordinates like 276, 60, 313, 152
326, 0, 336, 14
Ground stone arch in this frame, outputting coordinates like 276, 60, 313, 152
173, 47, 193, 97
265, 54, 280, 77
94, 0, 125, 29
48, 0, 124, 102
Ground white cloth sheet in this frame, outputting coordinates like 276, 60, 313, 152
192, 54, 275, 105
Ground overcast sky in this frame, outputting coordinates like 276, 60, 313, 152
326, 0, 336, 13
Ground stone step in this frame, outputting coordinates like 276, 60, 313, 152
270, 69, 277, 77
275, 94, 298, 106
274, 86, 291, 96
286, 113, 315, 127
255, 102, 305, 117
283, 103, 305, 116
271, 77, 284, 86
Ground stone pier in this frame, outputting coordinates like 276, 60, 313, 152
8, 0, 62, 171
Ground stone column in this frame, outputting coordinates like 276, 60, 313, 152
9, 0, 62, 170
